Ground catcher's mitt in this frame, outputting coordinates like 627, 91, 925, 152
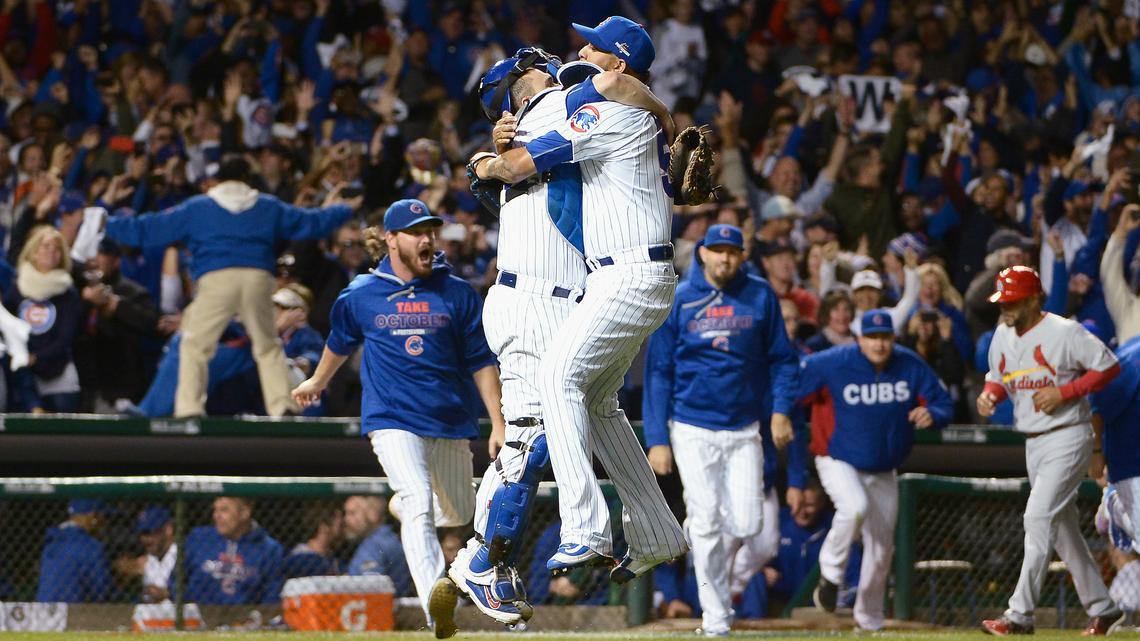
466, 153, 504, 217
668, 125, 718, 206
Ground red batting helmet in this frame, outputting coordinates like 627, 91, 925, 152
988, 265, 1042, 304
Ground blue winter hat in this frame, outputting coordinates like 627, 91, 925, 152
860, 309, 894, 336
383, 199, 443, 232
58, 191, 86, 215
572, 16, 655, 73
135, 506, 172, 533
703, 224, 744, 250
68, 499, 105, 516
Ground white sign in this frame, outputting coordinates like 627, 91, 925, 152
838, 75, 902, 134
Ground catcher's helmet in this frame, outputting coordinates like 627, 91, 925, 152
479, 47, 562, 122
989, 265, 1042, 304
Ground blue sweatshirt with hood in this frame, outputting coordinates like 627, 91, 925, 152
644, 249, 803, 487
105, 182, 352, 280
184, 523, 284, 604
326, 253, 496, 439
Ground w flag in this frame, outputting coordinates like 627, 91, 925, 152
838, 75, 901, 134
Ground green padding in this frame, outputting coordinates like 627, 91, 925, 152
0, 415, 1019, 445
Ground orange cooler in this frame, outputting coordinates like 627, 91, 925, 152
281, 575, 396, 631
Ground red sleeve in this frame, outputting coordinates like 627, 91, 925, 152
0, 10, 12, 44
768, 1, 793, 43
983, 381, 1008, 403
25, 2, 57, 80
1058, 364, 1121, 401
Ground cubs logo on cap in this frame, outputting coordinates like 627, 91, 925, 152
571, 16, 656, 73
702, 224, 744, 250
859, 309, 894, 336
384, 198, 443, 232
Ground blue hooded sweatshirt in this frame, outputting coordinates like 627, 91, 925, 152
643, 248, 801, 460
35, 522, 114, 602
184, 523, 284, 604
798, 343, 954, 473
105, 184, 352, 280
326, 253, 496, 439
1090, 336, 1140, 483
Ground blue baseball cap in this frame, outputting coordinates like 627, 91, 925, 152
1063, 180, 1093, 201
572, 16, 655, 74
383, 199, 442, 232
703, 224, 744, 250
135, 506, 172, 533
860, 309, 894, 336
58, 191, 86, 215
68, 499, 105, 516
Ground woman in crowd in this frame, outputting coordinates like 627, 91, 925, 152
6, 226, 81, 413
805, 290, 855, 353
914, 262, 973, 365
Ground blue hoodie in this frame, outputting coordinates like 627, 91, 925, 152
798, 343, 953, 473
1090, 336, 1140, 483
326, 254, 496, 439
35, 522, 114, 602
105, 185, 352, 280
184, 524, 284, 605
643, 250, 800, 441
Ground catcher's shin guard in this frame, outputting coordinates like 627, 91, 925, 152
483, 421, 550, 566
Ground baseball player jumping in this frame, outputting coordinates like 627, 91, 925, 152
643, 223, 801, 637
799, 308, 954, 632
291, 199, 505, 639
469, 16, 689, 583
445, 48, 678, 629
978, 266, 1124, 636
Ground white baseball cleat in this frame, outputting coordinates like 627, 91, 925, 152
448, 542, 525, 625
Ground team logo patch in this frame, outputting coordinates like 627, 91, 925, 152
615, 41, 631, 56
405, 335, 424, 356
410, 202, 424, 214
19, 300, 56, 336
719, 227, 732, 237
569, 105, 600, 133
712, 335, 730, 352
872, 314, 885, 326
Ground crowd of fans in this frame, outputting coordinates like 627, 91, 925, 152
3, 0, 1140, 623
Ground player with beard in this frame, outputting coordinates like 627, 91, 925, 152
292, 199, 505, 638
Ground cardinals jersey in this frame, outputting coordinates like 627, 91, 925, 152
985, 313, 1118, 434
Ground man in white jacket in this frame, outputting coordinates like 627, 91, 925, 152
1101, 205, 1140, 344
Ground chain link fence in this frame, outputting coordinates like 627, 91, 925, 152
894, 474, 1138, 629
0, 476, 627, 632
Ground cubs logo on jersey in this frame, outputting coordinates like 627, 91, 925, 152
569, 105, 600, 133
19, 300, 57, 336
405, 335, 424, 356
841, 381, 912, 405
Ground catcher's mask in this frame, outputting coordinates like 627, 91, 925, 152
479, 47, 562, 122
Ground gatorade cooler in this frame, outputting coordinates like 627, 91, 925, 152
281, 575, 396, 631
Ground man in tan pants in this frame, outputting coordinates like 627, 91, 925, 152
106, 156, 359, 417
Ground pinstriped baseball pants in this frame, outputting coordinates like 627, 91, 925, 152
476, 282, 687, 562
537, 262, 687, 559
368, 430, 473, 618
671, 420, 765, 635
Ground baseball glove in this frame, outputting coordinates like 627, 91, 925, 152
668, 125, 718, 206
467, 153, 504, 217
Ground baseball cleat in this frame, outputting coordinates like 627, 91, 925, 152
610, 555, 670, 584
981, 617, 1035, 636
813, 577, 838, 613
1084, 614, 1125, 636
448, 545, 525, 625
428, 577, 459, 639
546, 543, 614, 575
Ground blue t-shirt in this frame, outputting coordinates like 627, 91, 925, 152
326, 255, 496, 439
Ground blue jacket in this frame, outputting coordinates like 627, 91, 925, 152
798, 344, 953, 472
644, 254, 800, 444
184, 524, 284, 604
768, 507, 861, 601
326, 254, 496, 439
105, 190, 352, 280
347, 525, 412, 597
282, 544, 340, 580
35, 523, 114, 602
1091, 336, 1140, 483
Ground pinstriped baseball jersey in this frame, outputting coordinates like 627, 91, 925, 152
985, 313, 1118, 433
527, 99, 672, 258
497, 87, 588, 288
